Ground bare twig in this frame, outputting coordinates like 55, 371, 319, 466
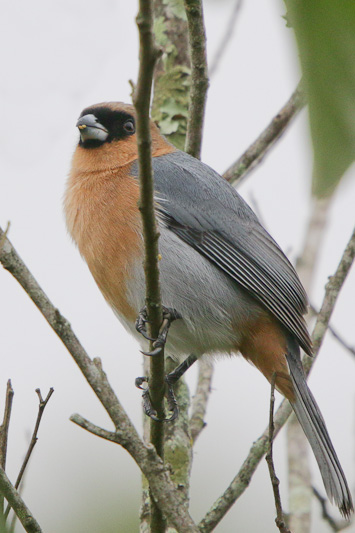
266, 374, 291, 533
70, 414, 122, 443
4, 388, 54, 521
223, 81, 306, 187
0, 222, 10, 253
209, 0, 243, 78
0, 381, 14, 515
198, 401, 293, 532
309, 304, 355, 357
0, 467, 42, 533
189, 359, 213, 443
133, 2, 166, 531
0, 381, 14, 471
308, 225, 355, 361
184, 0, 209, 159
0, 229, 199, 532
9, 509, 17, 533
15, 389, 54, 491
198, 223, 355, 532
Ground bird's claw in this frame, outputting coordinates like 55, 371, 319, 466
135, 306, 182, 418
135, 376, 149, 390
136, 306, 181, 356
141, 346, 163, 357
135, 307, 155, 341
164, 375, 179, 421
135, 375, 179, 422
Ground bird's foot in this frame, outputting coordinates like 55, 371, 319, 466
135, 307, 155, 342
135, 306, 181, 356
135, 375, 179, 422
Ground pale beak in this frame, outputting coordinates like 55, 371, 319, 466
76, 114, 109, 142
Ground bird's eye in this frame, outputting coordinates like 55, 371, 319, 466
123, 120, 135, 134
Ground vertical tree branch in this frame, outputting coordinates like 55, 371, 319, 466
184, 0, 209, 158
189, 359, 213, 443
0, 381, 14, 516
149, 3, 210, 528
287, 195, 332, 533
133, 2, 166, 531
266, 375, 291, 533
134, 0, 164, 446
152, 0, 191, 150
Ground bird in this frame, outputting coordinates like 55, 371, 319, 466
65, 101, 353, 518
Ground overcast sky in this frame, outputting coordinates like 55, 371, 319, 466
0, 1, 354, 532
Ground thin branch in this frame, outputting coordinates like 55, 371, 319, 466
6, 513, 17, 533
133, 2, 166, 531
0, 223, 10, 253
313, 487, 353, 532
308, 224, 355, 362
223, 81, 306, 187
14, 389, 54, 490
70, 414, 121, 443
0, 381, 14, 471
134, 0, 165, 431
266, 374, 291, 533
9, 509, 17, 533
198, 400, 293, 532
4, 388, 54, 520
198, 223, 355, 532
184, 0, 209, 159
309, 304, 355, 358
209, 0, 243, 78
0, 381, 14, 515
189, 360, 213, 443
0, 467, 42, 533
0, 229, 200, 533
163, 357, 193, 505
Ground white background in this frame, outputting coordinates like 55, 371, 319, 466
0, 1, 354, 531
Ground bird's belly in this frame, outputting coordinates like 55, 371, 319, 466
123, 229, 263, 359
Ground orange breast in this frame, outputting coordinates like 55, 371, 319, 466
64, 160, 142, 322
65, 129, 176, 323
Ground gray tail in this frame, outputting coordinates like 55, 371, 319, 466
286, 338, 353, 519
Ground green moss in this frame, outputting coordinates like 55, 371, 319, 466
153, 16, 169, 47
163, 0, 187, 21
152, 66, 190, 149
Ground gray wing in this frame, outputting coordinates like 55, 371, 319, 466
149, 150, 312, 355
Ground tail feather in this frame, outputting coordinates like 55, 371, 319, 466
286, 343, 353, 519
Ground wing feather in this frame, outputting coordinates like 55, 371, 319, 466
132, 151, 312, 355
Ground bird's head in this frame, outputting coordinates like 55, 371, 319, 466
73, 102, 174, 171
77, 102, 137, 149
